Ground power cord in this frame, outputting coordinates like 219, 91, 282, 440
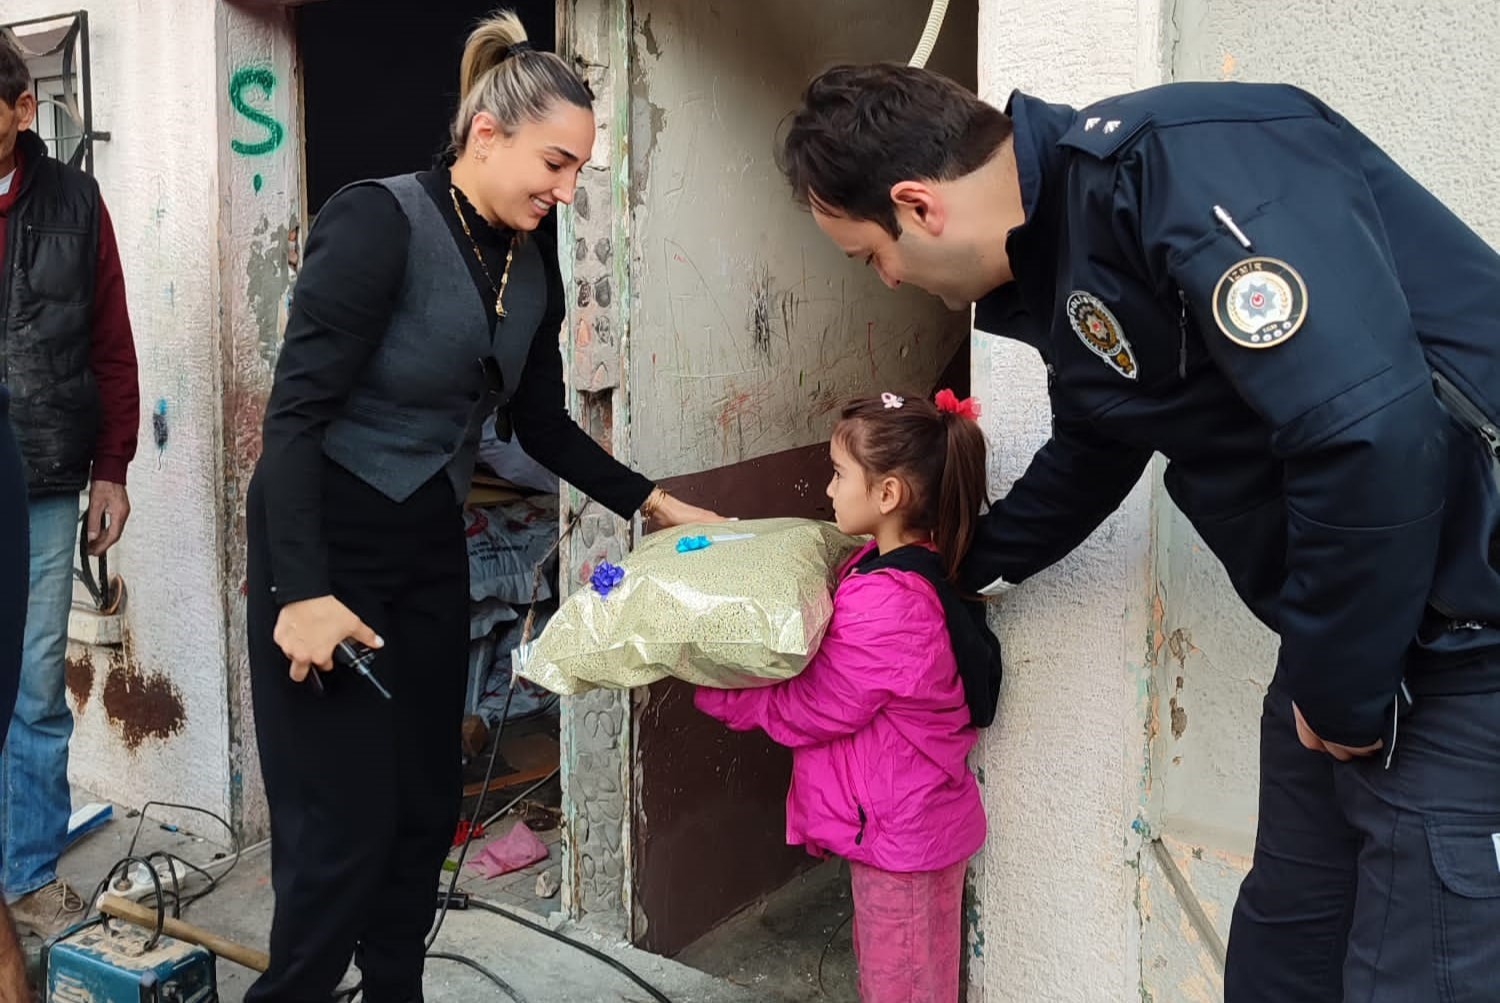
123, 801, 243, 914
61, 504, 672, 1002
420, 501, 672, 1002
467, 899, 672, 1003
66, 801, 242, 956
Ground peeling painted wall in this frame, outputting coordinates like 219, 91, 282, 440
215, 0, 301, 845
626, 0, 977, 478
973, 0, 1164, 999
975, 1, 1500, 1000
2, 0, 233, 824
1136, 3, 1500, 997
1, 0, 302, 840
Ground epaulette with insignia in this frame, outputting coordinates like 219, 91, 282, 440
1057, 106, 1153, 161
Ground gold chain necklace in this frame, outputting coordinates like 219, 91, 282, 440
449, 186, 517, 319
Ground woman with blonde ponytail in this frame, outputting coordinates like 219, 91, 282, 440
244, 10, 718, 1000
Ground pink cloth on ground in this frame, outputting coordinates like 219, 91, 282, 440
468, 822, 549, 879
850, 858, 967, 1003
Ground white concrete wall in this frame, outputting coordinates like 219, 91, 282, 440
972, 2, 1165, 999
1135, 3, 1500, 997
975, 1, 1500, 1000
1172, 0, 1500, 245
5, 1, 233, 826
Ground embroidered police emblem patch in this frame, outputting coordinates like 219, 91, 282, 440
1212, 257, 1308, 349
1065, 292, 1138, 380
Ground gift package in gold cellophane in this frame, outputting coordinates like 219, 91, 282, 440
512, 518, 862, 694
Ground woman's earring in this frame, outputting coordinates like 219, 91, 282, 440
476, 146, 490, 163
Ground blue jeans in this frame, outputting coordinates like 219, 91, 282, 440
0, 392, 27, 749
0, 493, 79, 901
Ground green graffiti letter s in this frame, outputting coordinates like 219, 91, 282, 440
229, 67, 285, 157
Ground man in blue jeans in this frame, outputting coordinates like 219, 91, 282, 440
0, 384, 32, 997
0, 39, 138, 939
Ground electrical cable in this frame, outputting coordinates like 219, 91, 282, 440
418, 504, 614, 1001
467, 899, 672, 1003
427, 681, 517, 953
908, 0, 951, 68
816, 911, 854, 996
122, 801, 243, 915
480, 768, 559, 833
426, 952, 528, 1003
90, 855, 166, 951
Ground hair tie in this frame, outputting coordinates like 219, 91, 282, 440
934, 388, 981, 420
502, 40, 534, 61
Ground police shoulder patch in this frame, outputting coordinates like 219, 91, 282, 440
1212, 257, 1308, 349
1066, 291, 1138, 380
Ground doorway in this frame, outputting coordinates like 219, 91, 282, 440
619, 0, 979, 991
296, 0, 571, 920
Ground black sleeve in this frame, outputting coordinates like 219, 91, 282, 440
958, 418, 1153, 594
258, 186, 409, 605
509, 232, 654, 519
1126, 116, 1446, 745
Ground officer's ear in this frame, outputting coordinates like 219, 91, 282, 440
890, 181, 945, 237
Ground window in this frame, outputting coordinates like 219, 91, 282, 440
2, 11, 102, 173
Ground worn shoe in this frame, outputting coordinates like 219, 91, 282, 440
9, 878, 86, 940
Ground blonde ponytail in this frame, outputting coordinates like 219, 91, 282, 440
452, 9, 593, 150
459, 10, 527, 104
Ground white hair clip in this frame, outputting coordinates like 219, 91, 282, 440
881, 392, 905, 409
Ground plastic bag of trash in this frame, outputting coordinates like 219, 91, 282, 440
513, 518, 862, 694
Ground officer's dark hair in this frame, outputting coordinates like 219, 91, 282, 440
833, 393, 989, 583
0, 33, 30, 107
779, 63, 1013, 239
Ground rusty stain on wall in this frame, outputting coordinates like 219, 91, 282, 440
101, 651, 186, 751
65, 653, 95, 711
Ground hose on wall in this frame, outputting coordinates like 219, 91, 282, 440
908, 0, 951, 68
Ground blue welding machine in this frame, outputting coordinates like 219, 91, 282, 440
45, 922, 218, 1003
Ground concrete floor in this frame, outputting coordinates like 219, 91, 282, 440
676, 860, 857, 1003
20, 792, 862, 1002
22, 796, 771, 1003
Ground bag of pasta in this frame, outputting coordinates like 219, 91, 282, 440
513, 518, 862, 694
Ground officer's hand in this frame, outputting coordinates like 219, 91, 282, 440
273, 596, 383, 683
1293, 703, 1383, 761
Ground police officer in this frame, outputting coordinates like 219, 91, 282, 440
779, 65, 1500, 1001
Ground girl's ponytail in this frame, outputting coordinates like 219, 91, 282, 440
933, 392, 988, 581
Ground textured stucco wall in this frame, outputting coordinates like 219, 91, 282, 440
1139, 3, 1500, 997
5, 0, 232, 824
971, 1, 1500, 998
1172, 0, 1500, 246
972, 1, 1164, 999
626, 0, 978, 478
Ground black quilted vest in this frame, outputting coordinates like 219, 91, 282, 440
0, 130, 101, 495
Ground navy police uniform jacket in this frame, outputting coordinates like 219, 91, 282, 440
962, 82, 1500, 747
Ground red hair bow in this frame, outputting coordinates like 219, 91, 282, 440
934, 388, 981, 420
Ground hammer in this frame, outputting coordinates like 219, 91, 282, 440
98, 894, 270, 972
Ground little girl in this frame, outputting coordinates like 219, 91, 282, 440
696, 389, 1001, 1003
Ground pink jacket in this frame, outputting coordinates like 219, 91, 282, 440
695, 542, 986, 873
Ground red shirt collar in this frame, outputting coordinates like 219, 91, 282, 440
0, 145, 26, 216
